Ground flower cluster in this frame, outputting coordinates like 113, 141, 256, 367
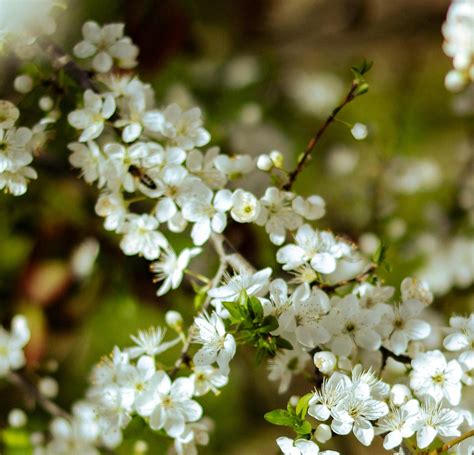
0, 315, 30, 377
0, 101, 38, 195
442, 0, 474, 91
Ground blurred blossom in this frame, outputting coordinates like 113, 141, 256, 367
385, 157, 442, 194
326, 145, 359, 176
39, 376, 59, 398
284, 71, 344, 116
164, 83, 197, 110
239, 102, 262, 125
8, 408, 27, 428
223, 55, 260, 89
70, 237, 100, 280
386, 218, 407, 240
359, 232, 380, 256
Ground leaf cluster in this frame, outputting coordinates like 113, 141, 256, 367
223, 291, 293, 363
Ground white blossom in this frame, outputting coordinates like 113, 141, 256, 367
68, 90, 116, 142
230, 189, 261, 223
410, 350, 463, 405
0, 315, 30, 377
73, 21, 138, 73
191, 366, 228, 396
443, 314, 474, 370
191, 312, 236, 375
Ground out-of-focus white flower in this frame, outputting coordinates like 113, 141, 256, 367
13, 75, 34, 94
410, 350, 463, 405
224, 55, 260, 89
119, 214, 168, 260
95, 192, 127, 232
8, 408, 27, 428
191, 311, 236, 375
276, 436, 332, 455
68, 90, 116, 142
74, 21, 139, 73
0, 101, 20, 129
326, 145, 359, 176
0, 315, 30, 377
442, 0, 474, 91
214, 154, 255, 178
39, 376, 59, 398
150, 246, 201, 296
400, 277, 433, 306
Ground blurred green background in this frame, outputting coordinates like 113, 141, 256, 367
0, 0, 472, 453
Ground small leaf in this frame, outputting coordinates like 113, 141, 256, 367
248, 296, 264, 322
238, 289, 248, 307
264, 409, 296, 427
295, 420, 312, 436
259, 315, 279, 332
276, 337, 293, 350
296, 393, 313, 418
222, 301, 244, 322
354, 82, 369, 97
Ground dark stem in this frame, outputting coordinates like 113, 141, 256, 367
282, 81, 359, 191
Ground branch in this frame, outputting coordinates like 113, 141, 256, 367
7, 371, 70, 419
428, 429, 474, 455
37, 37, 95, 90
282, 81, 360, 191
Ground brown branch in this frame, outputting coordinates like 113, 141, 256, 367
37, 37, 95, 90
282, 81, 360, 191
427, 429, 474, 455
7, 371, 70, 419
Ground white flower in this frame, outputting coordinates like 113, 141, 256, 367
95, 192, 127, 232
68, 141, 106, 186
415, 395, 463, 449
13, 75, 34, 94
68, 90, 116, 142
135, 372, 202, 437
128, 327, 180, 359
185, 147, 227, 189
277, 225, 352, 275
400, 277, 433, 306
324, 295, 382, 356
171, 418, 214, 455
119, 214, 168, 260
375, 400, 420, 450
292, 195, 326, 221
0, 315, 30, 377
230, 189, 261, 223
191, 365, 228, 396
0, 126, 33, 173
0, 100, 19, 128
150, 246, 201, 296
182, 189, 232, 245
74, 21, 138, 73
267, 344, 309, 394
330, 392, 388, 446
278, 284, 331, 348
257, 154, 273, 171
353, 282, 394, 308
208, 267, 272, 310
443, 314, 474, 370
191, 312, 236, 375
308, 373, 352, 422
0, 165, 37, 196
255, 187, 302, 245
159, 104, 210, 150
410, 350, 463, 405
379, 300, 431, 355
214, 154, 255, 178
276, 437, 324, 455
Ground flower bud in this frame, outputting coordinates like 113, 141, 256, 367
14, 74, 33, 94
39, 376, 59, 398
257, 154, 273, 171
351, 122, 368, 140
313, 351, 336, 374
269, 150, 284, 168
445, 69, 466, 92
39, 96, 54, 112
390, 384, 412, 406
165, 310, 183, 332
8, 408, 27, 428
359, 232, 380, 256
289, 395, 300, 407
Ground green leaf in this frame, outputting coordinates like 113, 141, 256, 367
259, 315, 279, 332
354, 82, 369, 97
264, 409, 296, 427
222, 301, 244, 322
351, 59, 373, 76
373, 242, 387, 264
296, 393, 313, 418
295, 420, 312, 436
238, 289, 248, 307
248, 296, 264, 322
276, 337, 293, 350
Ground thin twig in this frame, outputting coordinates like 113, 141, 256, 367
427, 429, 474, 455
8, 371, 70, 419
282, 81, 360, 191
